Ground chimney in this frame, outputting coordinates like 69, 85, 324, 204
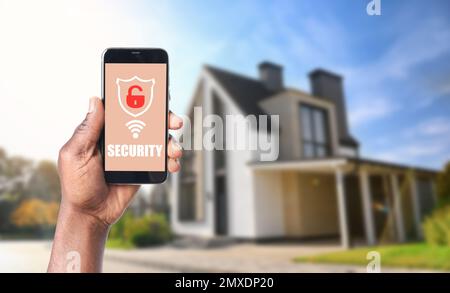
259, 61, 283, 91
309, 69, 350, 140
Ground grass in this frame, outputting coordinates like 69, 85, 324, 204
295, 243, 450, 271
105, 238, 135, 250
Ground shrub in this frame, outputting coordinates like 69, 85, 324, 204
11, 198, 59, 228
111, 213, 172, 247
423, 206, 450, 246
109, 211, 133, 239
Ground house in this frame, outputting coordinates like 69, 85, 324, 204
170, 61, 437, 248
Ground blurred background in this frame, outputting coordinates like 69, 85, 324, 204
0, 0, 449, 272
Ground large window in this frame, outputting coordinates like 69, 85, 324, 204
300, 104, 330, 158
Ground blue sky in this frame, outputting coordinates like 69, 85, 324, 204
157, 0, 450, 169
0, 0, 449, 169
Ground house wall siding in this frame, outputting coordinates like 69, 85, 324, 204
220, 92, 259, 238
252, 170, 285, 237
259, 91, 339, 160
296, 173, 339, 237
259, 95, 298, 160
282, 172, 302, 235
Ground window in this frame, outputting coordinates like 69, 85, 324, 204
179, 180, 196, 221
178, 150, 198, 221
300, 104, 330, 158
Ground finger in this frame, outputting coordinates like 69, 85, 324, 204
169, 111, 183, 130
66, 97, 104, 155
168, 137, 183, 159
168, 158, 180, 173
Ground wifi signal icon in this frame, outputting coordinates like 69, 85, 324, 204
126, 119, 146, 139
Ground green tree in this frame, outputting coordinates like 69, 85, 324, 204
0, 153, 32, 179
25, 161, 61, 201
0, 148, 61, 235
0, 149, 33, 200
10, 198, 59, 228
0, 194, 16, 232
437, 161, 450, 207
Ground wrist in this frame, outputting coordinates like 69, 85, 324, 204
48, 202, 110, 272
58, 201, 110, 233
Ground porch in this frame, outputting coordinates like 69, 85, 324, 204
250, 157, 437, 248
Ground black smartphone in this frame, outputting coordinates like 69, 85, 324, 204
100, 48, 169, 184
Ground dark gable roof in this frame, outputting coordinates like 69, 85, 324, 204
204, 65, 279, 117
204, 64, 358, 145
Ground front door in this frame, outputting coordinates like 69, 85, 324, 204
215, 176, 228, 235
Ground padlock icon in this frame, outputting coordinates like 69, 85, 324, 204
126, 85, 145, 108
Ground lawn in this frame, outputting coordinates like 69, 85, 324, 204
295, 243, 450, 271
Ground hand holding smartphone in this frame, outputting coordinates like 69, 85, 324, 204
101, 48, 169, 184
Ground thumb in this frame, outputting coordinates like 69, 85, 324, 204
68, 97, 104, 155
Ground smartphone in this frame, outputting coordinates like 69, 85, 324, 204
100, 48, 169, 184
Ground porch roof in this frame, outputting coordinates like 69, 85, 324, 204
248, 156, 438, 175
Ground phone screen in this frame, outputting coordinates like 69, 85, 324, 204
104, 63, 167, 172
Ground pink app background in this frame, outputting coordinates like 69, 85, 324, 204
105, 63, 167, 171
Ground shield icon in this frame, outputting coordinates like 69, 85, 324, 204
116, 76, 155, 118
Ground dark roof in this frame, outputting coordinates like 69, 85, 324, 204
204, 64, 357, 142
340, 136, 359, 148
204, 65, 279, 117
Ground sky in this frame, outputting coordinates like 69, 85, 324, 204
0, 0, 449, 169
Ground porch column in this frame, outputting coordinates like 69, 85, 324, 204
335, 168, 350, 249
359, 169, 376, 246
409, 173, 423, 238
391, 174, 406, 242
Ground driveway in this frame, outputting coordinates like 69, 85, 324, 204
106, 241, 346, 272
0, 240, 175, 273
0, 240, 438, 273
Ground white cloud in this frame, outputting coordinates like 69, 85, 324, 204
349, 97, 396, 126
403, 117, 450, 138
416, 117, 450, 135
270, 9, 450, 131
437, 82, 450, 95
374, 140, 449, 164
372, 118, 450, 168
344, 18, 450, 126
276, 15, 349, 72
344, 18, 450, 89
